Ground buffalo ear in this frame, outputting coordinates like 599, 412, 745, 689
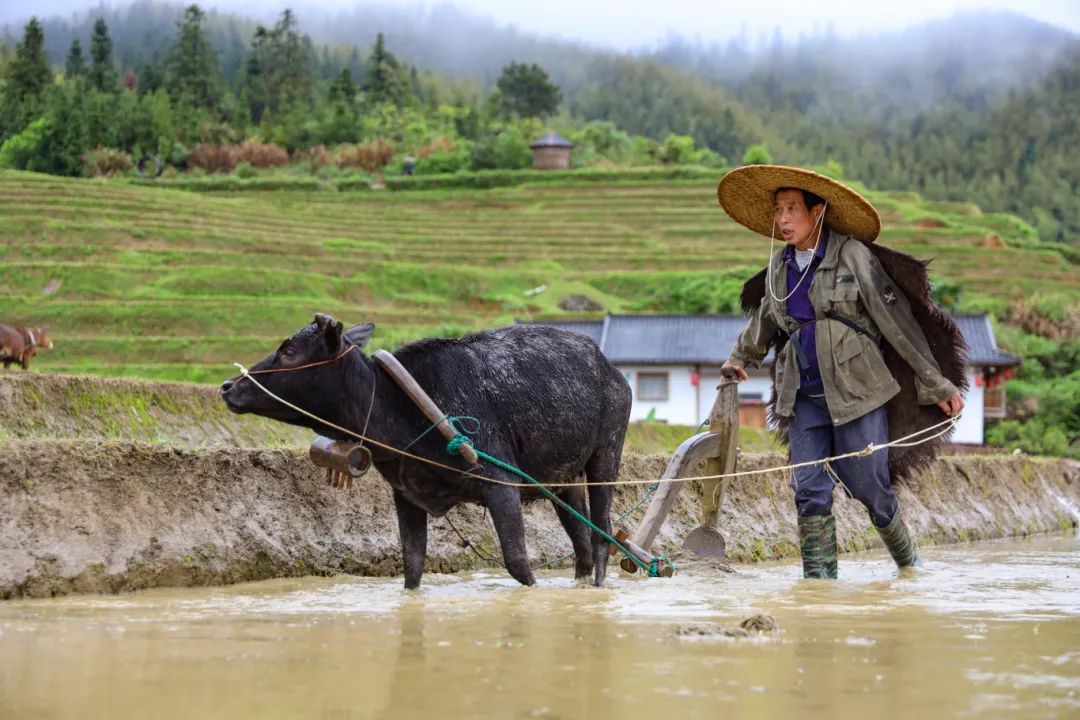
314, 313, 335, 330
344, 322, 376, 350
324, 319, 344, 352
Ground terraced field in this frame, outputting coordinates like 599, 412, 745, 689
1, 169, 1074, 383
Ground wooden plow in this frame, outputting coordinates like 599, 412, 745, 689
617, 368, 741, 573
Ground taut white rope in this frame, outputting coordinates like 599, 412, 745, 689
234, 362, 959, 489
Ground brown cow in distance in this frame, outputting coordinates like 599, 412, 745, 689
0, 324, 54, 369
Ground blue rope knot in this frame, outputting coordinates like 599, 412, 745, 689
446, 434, 475, 455
648, 555, 675, 578
405, 415, 481, 453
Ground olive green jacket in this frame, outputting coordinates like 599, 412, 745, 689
728, 231, 958, 426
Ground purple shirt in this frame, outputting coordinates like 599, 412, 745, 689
783, 231, 829, 393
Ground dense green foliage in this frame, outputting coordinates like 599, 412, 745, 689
0, 7, 722, 184
986, 323, 1079, 457
495, 62, 561, 119
2, 4, 1075, 244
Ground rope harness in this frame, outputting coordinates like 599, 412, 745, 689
234, 359, 958, 488
233, 352, 958, 578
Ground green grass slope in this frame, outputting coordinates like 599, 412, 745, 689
0, 170, 1074, 385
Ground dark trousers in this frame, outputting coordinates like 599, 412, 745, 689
788, 390, 899, 528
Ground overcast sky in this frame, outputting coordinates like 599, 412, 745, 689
409, 0, 1080, 46
3, 0, 1078, 47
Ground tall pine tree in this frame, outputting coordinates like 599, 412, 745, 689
1, 17, 53, 139
164, 5, 221, 109
243, 27, 269, 124
329, 67, 356, 103
88, 18, 117, 92
243, 9, 315, 122
364, 33, 404, 107
4, 18, 52, 104
270, 9, 315, 109
64, 38, 85, 78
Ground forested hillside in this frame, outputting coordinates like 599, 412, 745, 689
1, 3, 1076, 242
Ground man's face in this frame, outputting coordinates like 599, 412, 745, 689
773, 189, 823, 248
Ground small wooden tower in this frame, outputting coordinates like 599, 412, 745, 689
530, 132, 573, 170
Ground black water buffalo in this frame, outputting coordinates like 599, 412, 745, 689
220, 314, 632, 589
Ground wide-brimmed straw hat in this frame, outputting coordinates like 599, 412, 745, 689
717, 165, 881, 243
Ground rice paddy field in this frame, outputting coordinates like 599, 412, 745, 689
1, 169, 1074, 384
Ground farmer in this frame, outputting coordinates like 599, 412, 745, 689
717, 165, 964, 579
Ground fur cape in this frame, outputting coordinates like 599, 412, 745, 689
740, 244, 968, 482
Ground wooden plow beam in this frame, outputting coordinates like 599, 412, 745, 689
372, 349, 480, 466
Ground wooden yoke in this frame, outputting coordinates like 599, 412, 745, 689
372, 349, 480, 466
627, 368, 740, 562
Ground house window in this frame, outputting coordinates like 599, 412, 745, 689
638, 372, 669, 401
984, 386, 1007, 418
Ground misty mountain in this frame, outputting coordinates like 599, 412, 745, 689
656, 11, 1075, 111
1, 2, 1076, 241
5, 4, 1074, 103
6, 3, 1074, 157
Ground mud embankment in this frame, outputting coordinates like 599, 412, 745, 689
2, 438, 1076, 599
0, 373, 307, 446
2, 373, 1077, 598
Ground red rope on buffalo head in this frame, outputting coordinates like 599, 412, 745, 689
246, 343, 359, 376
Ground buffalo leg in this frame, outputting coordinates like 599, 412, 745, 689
393, 490, 428, 590
585, 454, 618, 587
551, 486, 593, 582
483, 483, 535, 586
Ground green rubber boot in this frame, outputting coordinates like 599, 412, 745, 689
877, 513, 923, 569
798, 515, 838, 579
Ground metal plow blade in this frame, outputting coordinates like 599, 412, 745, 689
681, 526, 727, 557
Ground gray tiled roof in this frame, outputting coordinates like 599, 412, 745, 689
530, 132, 574, 149
601, 314, 767, 365
952, 314, 1022, 367
521, 315, 770, 365
521, 313, 1019, 368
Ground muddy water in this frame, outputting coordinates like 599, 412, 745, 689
1, 535, 1078, 719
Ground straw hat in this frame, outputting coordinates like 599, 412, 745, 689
717, 165, 881, 243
